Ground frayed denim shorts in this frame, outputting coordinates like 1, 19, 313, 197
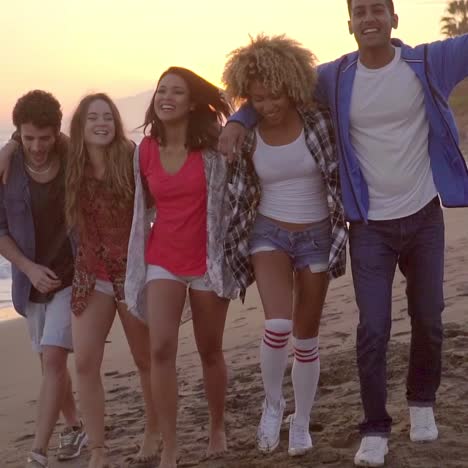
249, 214, 332, 273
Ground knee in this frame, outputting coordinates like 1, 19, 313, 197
74, 353, 100, 378
132, 349, 151, 373
151, 341, 177, 365
42, 350, 68, 379
357, 319, 391, 353
412, 315, 443, 343
198, 346, 224, 368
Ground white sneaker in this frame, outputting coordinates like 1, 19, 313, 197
256, 398, 285, 453
288, 415, 312, 457
409, 406, 438, 442
354, 436, 388, 467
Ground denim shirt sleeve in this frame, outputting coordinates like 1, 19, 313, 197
427, 34, 468, 98
0, 184, 10, 238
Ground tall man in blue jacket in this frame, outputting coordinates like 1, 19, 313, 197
220, 1, 468, 465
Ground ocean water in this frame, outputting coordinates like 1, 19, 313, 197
0, 133, 13, 308
0, 256, 12, 309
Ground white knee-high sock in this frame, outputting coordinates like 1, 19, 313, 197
292, 336, 320, 427
260, 319, 292, 405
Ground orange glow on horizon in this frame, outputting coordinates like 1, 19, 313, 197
0, 0, 448, 130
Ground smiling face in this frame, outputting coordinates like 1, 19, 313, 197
20, 123, 57, 168
248, 80, 295, 128
348, 0, 398, 51
83, 99, 116, 148
153, 73, 192, 124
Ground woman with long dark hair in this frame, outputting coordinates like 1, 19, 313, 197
125, 67, 247, 468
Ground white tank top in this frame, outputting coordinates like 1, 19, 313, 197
253, 129, 329, 223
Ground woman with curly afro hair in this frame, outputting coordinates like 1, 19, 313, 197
222, 34, 348, 457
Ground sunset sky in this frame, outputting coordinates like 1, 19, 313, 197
0, 0, 449, 130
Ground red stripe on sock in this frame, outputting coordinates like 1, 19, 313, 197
294, 355, 320, 363
294, 347, 317, 357
265, 329, 291, 338
264, 335, 289, 345
263, 338, 288, 349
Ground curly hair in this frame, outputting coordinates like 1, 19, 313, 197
142, 66, 232, 150
65, 93, 134, 228
222, 34, 318, 109
12, 90, 62, 131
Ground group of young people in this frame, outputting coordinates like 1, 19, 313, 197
0, 1, 467, 467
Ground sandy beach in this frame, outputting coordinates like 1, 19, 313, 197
1, 208, 467, 468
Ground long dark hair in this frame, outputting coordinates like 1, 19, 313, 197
142, 67, 232, 150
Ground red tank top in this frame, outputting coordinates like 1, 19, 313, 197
139, 137, 207, 276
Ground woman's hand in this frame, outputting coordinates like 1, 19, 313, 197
218, 122, 247, 162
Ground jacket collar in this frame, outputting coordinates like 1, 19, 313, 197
340, 38, 422, 73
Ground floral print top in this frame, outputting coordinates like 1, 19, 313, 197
71, 174, 134, 315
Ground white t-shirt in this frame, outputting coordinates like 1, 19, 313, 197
349, 47, 437, 220
253, 129, 329, 223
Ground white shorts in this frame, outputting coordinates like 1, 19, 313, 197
94, 279, 126, 303
25, 287, 73, 353
145, 265, 211, 291
95, 279, 115, 297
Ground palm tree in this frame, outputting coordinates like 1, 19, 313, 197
441, 0, 468, 37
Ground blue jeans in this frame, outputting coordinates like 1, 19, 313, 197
349, 197, 445, 435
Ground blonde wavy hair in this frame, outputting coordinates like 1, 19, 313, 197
65, 93, 134, 228
222, 34, 318, 109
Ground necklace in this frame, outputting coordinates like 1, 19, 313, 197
25, 161, 53, 175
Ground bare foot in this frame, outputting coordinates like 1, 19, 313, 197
88, 447, 108, 468
207, 430, 227, 457
157, 449, 177, 468
137, 429, 161, 458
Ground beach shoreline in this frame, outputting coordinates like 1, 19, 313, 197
0, 209, 467, 467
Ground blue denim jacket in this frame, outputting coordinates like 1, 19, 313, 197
0, 149, 74, 316
316, 36, 468, 221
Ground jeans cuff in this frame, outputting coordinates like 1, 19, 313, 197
407, 401, 435, 408
360, 431, 390, 438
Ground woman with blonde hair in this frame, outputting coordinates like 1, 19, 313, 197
222, 35, 348, 457
125, 66, 248, 468
65, 93, 159, 468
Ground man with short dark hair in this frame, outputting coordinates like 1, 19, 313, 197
220, 1, 468, 465
0, 90, 87, 467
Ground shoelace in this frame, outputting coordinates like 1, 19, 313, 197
360, 437, 384, 454
260, 405, 281, 438
414, 409, 433, 429
290, 422, 309, 447
60, 428, 78, 446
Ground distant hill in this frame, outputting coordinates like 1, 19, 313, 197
450, 78, 468, 157
115, 90, 153, 139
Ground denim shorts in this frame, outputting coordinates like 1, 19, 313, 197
249, 215, 332, 273
25, 287, 73, 353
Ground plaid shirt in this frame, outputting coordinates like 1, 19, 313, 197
224, 107, 348, 299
